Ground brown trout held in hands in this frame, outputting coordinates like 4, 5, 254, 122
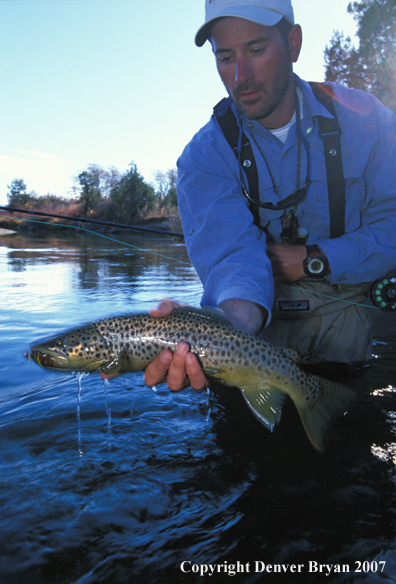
28, 307, 355, 450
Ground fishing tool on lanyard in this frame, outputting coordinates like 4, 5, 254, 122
236, 88, 311, 244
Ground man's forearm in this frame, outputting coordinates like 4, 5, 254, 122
218, 298, 267, 334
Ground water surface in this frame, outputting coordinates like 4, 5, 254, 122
0, 230, 396, 584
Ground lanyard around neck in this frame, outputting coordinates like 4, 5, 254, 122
237, 88, 310, 211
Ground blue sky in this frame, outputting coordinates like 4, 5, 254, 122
0, 0, 358, 206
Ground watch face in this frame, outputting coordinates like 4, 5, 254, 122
307, 256, 326, 276
303, 251, 328, 278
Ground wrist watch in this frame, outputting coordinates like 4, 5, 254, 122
303, 245, 329, 279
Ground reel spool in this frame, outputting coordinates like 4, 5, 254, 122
371, 277, 396, 311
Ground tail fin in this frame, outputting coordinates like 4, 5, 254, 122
294, 375, 355, 451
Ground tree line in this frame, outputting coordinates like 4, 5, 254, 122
324, 0, 396, 112
6, 163, 178, 224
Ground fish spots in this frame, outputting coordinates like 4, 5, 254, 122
306, 385, 320, 407
35, 312, 309, 419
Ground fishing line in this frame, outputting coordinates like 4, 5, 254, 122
285, 284, 381, 311
1, 213, 382, 310
0, 214, 192, 265
0, 204, 184, 238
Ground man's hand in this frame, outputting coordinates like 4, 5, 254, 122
143, 298, 268, 391
266, 242, 306, 283
143, 299, 210, 391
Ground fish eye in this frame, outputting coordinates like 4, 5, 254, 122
54, 340, 65, 349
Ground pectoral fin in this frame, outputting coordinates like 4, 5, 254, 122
239, 384, 286, 432
101, 354, 121, 375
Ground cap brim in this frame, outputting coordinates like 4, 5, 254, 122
195, 7, 285, 47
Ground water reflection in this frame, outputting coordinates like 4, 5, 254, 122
1, 231, 396, 583
1, 232, 200, 320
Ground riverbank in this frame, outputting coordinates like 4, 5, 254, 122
0, 206, 183, 236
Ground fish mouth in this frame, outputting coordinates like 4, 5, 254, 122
28, 348, 103, 372
30, 350, 59, 369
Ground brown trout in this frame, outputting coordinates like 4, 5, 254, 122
28, 307, 355, 450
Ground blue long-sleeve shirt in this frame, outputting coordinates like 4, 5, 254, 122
176, 75, 396, 318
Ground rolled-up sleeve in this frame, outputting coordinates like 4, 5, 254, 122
177, 120, 274, 318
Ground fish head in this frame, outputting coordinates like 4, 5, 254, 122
29, 324, 110, 372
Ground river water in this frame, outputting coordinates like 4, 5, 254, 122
0, 229, 396, 584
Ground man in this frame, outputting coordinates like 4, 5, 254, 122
144, 0, 396, 391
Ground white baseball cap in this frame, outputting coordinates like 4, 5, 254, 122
195, 0, 295, 47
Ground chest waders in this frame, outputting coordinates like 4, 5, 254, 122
213, 83, 372, 369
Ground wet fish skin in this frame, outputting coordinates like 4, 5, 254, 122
29, 307, 355, 450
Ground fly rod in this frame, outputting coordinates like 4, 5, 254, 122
0, 205, 184, 238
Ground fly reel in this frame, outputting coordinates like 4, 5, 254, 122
371, 277, 396, 311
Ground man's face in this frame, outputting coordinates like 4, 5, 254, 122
211, 17, 297, 129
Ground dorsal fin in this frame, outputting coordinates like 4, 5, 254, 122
175, 305, 231, 325
281, 347, 301, 363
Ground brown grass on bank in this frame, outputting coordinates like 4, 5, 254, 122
140, 201, 182, 232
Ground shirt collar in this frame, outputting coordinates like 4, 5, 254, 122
295, 75, 334, 121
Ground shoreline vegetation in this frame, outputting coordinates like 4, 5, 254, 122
1, 163, 183, 236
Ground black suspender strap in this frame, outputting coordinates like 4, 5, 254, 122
213, 84, 346, 238
309, 82, 346, 239
213, 98, 261, 226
